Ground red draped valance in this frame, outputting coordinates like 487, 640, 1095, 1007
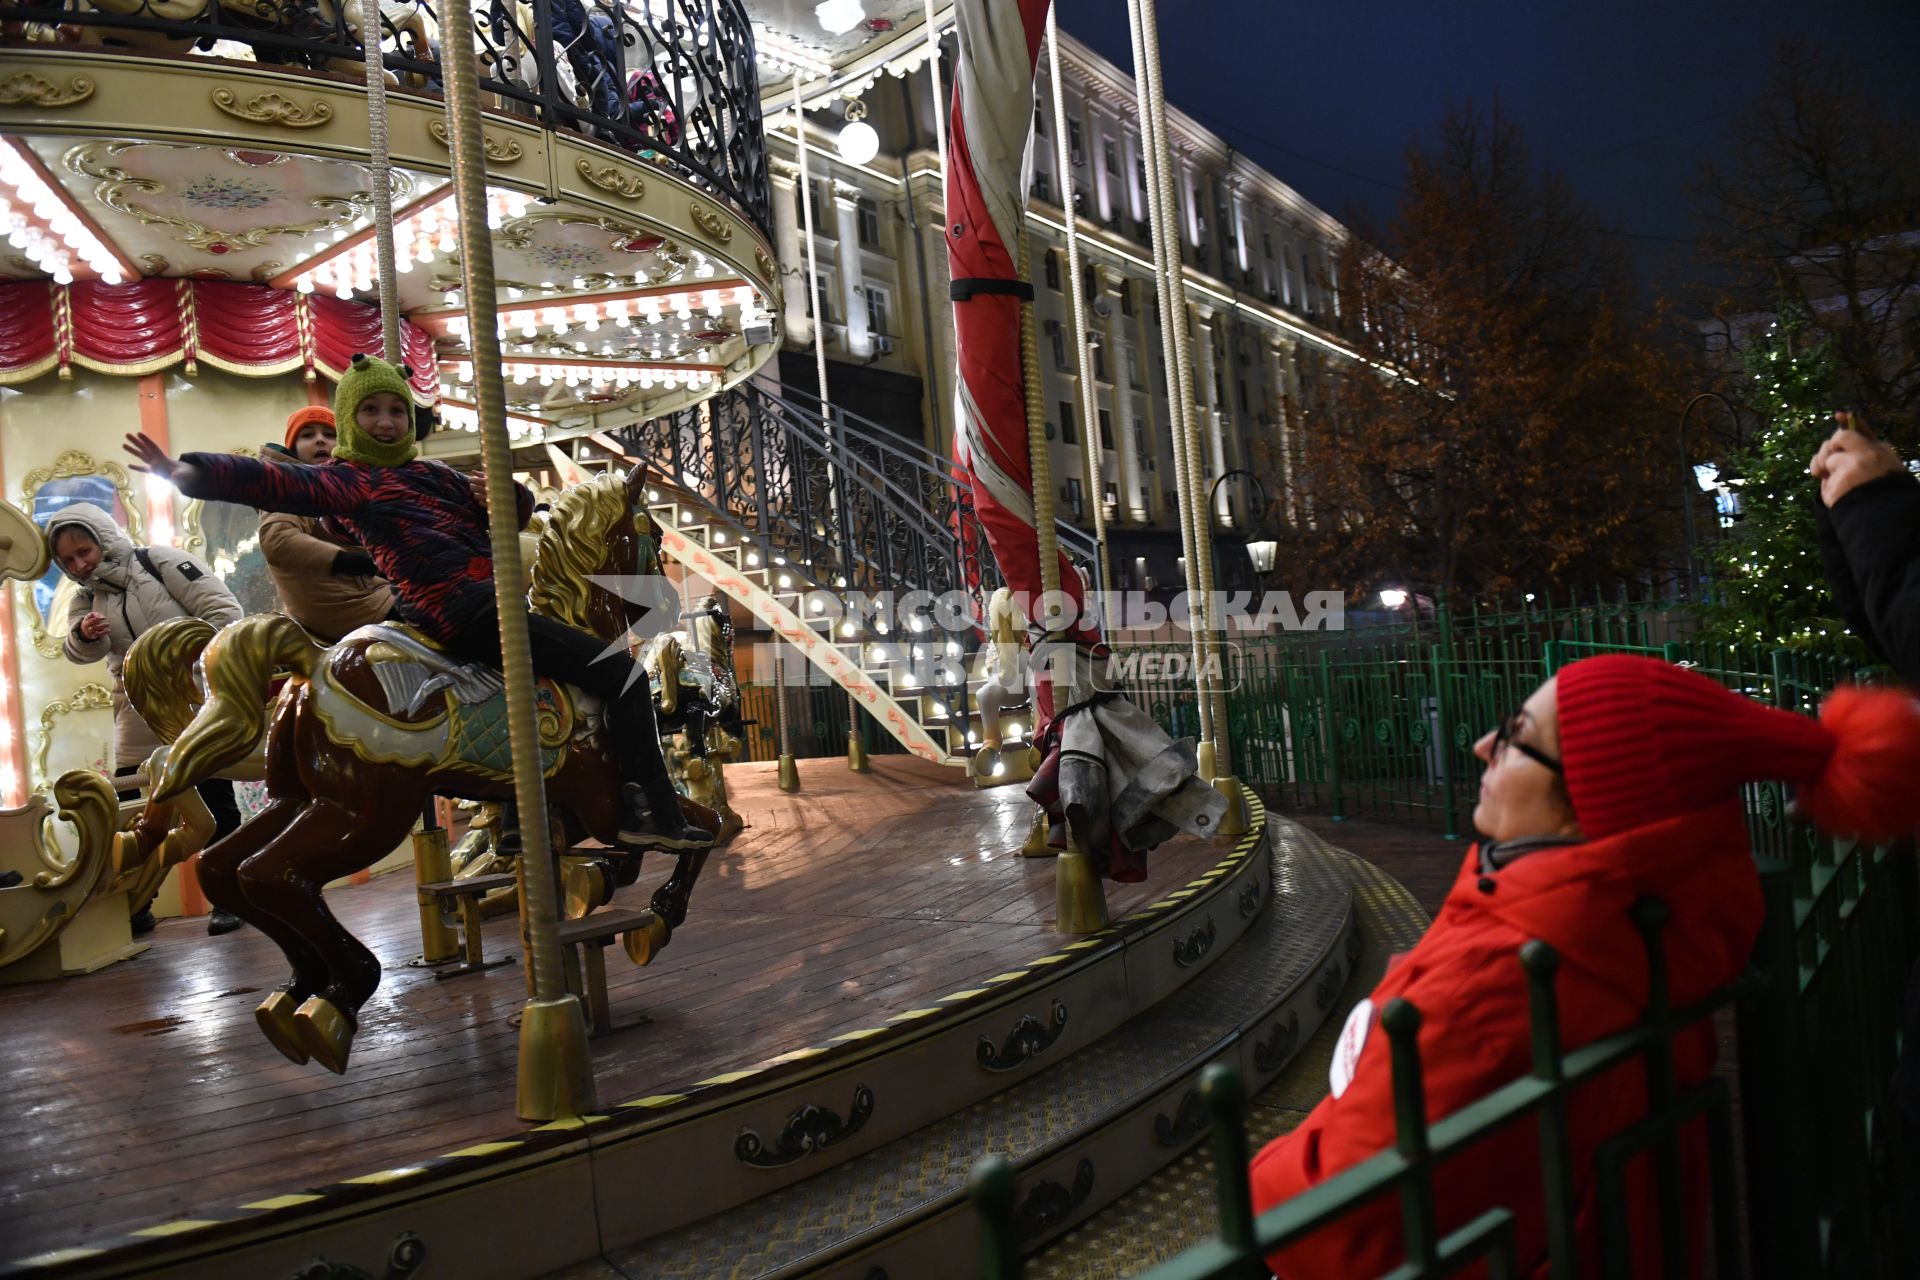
0, 281, 438, 402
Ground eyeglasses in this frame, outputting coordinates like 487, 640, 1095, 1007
1492, 709, 1564, 775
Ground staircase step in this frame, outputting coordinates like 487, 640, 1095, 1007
574, 812, 1357, 1279
1027, 849, 1432, 1278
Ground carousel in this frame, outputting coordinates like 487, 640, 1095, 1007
0, 4, 1359, 1278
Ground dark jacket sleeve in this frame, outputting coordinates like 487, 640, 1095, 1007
179, 453, 370, 520
1814, 497, 1873, 649
1823, 470, 1920, 683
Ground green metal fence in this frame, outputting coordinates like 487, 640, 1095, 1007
736, 681, 907, 763
974, 623, 1919, 1279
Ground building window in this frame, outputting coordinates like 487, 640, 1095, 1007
863, 284, 891, 342
1058, 399, 1076, 445
1098, 408, 1114, 450
1064, 476, 1083, 517
1136, 419, 1151, 470
1126, 346, 1142, 389
1119, 280, 1134, 317
856, 198, 880, 249
1047, 319, 1068, 370
803, 271, 835, 324
1103, 139, 1119, 176
1262, 228, 1273, 259
1093, 341, 1108, 382
1068, 119, 1083, 164
1045, 249, 1061, 291
1034, 101, 1046, 137
1237, 377, 1250, 412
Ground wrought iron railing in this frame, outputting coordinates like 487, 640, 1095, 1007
0, 0, 770, 235
620, 376, 1098, 620
1005, 627, 1919, 1278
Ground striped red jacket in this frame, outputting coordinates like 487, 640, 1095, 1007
180, 452, 532, 645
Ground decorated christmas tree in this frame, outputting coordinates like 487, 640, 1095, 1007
1706, 306, 1864, 655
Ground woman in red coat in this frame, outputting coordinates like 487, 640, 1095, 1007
1250, 654, 1920, 1278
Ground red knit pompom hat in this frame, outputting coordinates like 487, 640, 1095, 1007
285, 405, 335, 449
1556, 654, 1920, 843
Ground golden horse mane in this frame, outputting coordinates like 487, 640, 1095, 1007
527, 471, 645, 634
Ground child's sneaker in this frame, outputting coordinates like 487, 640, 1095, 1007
617, 784, 715, 852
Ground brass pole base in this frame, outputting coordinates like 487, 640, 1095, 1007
412, 826, 459, 964
515, 995, 597, 1122
1196, 739, 1219, 782
1054, 844, 1110, 934
847, 732, 869, 773
255, 991, 310, 1066
294, 995, 355, 1076
1021, 806, 1057, 858
777, 753, 801, 792
1212, 774, 1250, 837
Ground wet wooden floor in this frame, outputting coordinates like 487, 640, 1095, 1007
1, 756, 1221, 1260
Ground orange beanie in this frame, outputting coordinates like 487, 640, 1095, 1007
285, 405, 335, 449
1556, 654, 1920, 844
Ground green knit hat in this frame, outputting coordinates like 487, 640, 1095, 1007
331, 353, 418, 467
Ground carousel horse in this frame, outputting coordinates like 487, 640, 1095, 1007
973, 586, 1031, 751
637, 594, 746, 840
128, 465, 717, 1074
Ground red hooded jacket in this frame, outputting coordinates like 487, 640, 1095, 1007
1250, 798, 1763, 1278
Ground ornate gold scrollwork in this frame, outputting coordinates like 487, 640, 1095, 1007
576, 158, 644, 201
33, 682, 113, 792
66, 142, 378, 255
428, 119, 523, 163
210, 87, 334, 129
688, 201, 733, 243
0, 72, 96, 108
755, 248, 776, 282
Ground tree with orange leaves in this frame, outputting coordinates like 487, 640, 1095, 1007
1272, 103, 1686, 602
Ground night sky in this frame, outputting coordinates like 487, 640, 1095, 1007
1068, 0, 1920, 290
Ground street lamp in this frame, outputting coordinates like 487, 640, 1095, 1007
1679, 392, 1738, 596
1204, 468, 1272, 590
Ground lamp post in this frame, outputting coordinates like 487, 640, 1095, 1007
1204, 468, 1274, 592
1679, 392, 1737, 597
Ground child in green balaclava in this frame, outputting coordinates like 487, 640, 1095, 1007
122, 353, 710, 853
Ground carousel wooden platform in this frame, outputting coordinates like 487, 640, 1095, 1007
0, 756, 1346, 1280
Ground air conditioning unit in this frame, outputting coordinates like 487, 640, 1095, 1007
873, 334, 896, 355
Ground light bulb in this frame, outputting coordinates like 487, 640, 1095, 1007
837, 120, 880, 166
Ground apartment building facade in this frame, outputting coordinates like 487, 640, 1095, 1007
763, 29, 1367, 590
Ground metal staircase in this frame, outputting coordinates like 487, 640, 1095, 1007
617, 378, 1098, 764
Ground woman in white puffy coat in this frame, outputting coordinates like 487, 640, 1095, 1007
49, 501, 246, 935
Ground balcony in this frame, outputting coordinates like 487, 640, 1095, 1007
0, 0, 781, 435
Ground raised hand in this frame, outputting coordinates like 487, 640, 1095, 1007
1810, 411, 1904, 508
123, 433, 179, 485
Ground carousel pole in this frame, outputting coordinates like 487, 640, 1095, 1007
359, 0, 403, 362
773, 641, 799, 791
1044, 11, 1112, 631
790, 69, 844, 785
1128, 0, 1244, 834
437, 0, 594, 1121
1018, 219, 1106, 934
362, 0, 459, 935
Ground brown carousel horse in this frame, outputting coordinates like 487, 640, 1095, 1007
127, 464, 714, 1073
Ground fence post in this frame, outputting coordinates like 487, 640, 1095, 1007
969, 1155, 1023, 1280
1319, 649, 1343, 821
1383, 998, 1438, 1268
1199, 1063, 1267, 1280
1522, 941, 1579, 1280
1431, 644, 1458, 841
1734, 863, 1822, 1279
